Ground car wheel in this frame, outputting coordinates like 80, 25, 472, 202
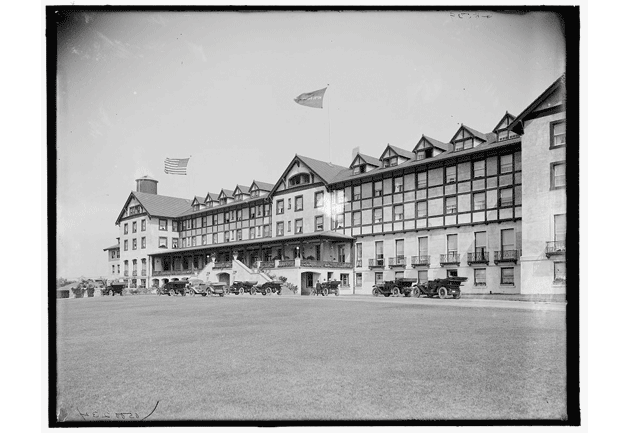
453, 291, 461, 299
109, 290, 114, 296
372, 288, 379, 297
169, 289, 175, 297
201, 293, 207, 297
190, 290, 196, 297
239, 288, 244, 295
412, 287, 421, 298
250, 288, 256, 295
265, 288, 272, 296
323, 288, 329, 296
392, 287, 400, 297
384, 294, 391, 297
438, 287, 448, 299
277, 288, 282, 295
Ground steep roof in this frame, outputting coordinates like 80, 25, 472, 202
380, 144, 414, 161
296, 155, 347, 184
219, 189, 234, 198
352, 153, 381, 167
234, 184, 251, 194
251, 180, 275, 191
418, 135, 449, 152
205, 192, 220, 202
508, 74, 566, 135
116, 191, 192, 225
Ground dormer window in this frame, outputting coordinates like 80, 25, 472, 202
220, 198, 227, 205
353, 165, 367, 175
493, 113, 518, 142
289, 173, 310, 187
383, 157, 398, 168
251, 188, 259, 198
235, 194, 242, 201
193, 204, 199, 211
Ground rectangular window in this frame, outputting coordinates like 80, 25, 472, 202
250, 207, 256, 219
415, 201, 427, 218
212, 233, 218, 244
141, 237, 146, 249
236, 209, 242, 221
475, 232, 486, 254
500, 154, 513, 173
501, 229, 515, 252
124, 223, 128, 234
499, 188, 513, 207
473, 160, 485, 178
355, 273, 362, 287
288, 198, 292, 210
236, 229, 242, 241
352, 186, 361, 201
158, 219, 167, 231
445, 197, 457, 214
555, 214, 567, 242
124, 240, 128, 251
394, 177, 403, 193
202, 234, 207, 245
201, 216, 207, 227
374, 181, 383, 197
295, 195, 303, 211
263, 225, 270, 237
277, 199, 284, 214
131, 239, 137, 250
276, 222, 284, 236
315, 216, 324, 231
141, 220, 146, 231
418, 237, 428, 257
315, 191, 324, 208
287, 221, 291, 233
295, 218, 303, 234
446, 166, 457, 184
264, 204, 270, 217
192, 236, 197, 246
172, 238, 178, 249
417, 172, 427, 189
375, 241, 384, 264
159, 237, 167, 248
394, 204, 404, 221
447, 234, 457, 255
551, 121, 566, 147
340, 273, 349, 287
551, 162, 566, 188
501, 267, 515, 285
356, 243, 363, 266
554, 262, 566, 283
473, 192, 486, 211
249, 227, 256, 239
375, 272, 384, 285
474, 269, 486, 286
395, 239, 404, 261
353, 211, 361, 226
373, 207, 383, 223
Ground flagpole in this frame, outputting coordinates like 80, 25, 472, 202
327, 84, 331, 162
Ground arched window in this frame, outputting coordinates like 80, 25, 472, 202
288, 173, 311, 187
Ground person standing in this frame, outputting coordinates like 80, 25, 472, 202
315, 279, 322, 296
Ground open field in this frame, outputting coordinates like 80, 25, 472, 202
55, 295, 567, 422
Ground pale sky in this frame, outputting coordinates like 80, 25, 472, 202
55, 10, 566, 278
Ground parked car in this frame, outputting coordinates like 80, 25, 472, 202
157, 281, 188, 296
413, 277, 468, 299
311, 280, 341, 296
104, 281, 126, 296
372, 278, 417, 297
187, 278, 208, 297
206, 282, 227, 297
228, 280, 258, 295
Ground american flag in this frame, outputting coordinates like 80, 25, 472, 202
164, 157, 190, 175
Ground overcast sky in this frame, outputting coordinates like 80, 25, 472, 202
55, 10, 565, 278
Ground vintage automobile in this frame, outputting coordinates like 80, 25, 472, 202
254, 281, 283, 296
206, 282, 227, 297
104, 281, 126, 296
413, 276, 468, 299
311, 280, 341, 296
228, 280, 258, 295
372, 278, 417, 297
157, 280, 188, 296
186, 278, 208, 297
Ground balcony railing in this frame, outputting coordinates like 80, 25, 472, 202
388, 256, 406, 267
301, 260, 353, 269
259, 261, 275, 269
278, 259, 295, 268
467, 252, 490, 265
368, 258, 385, 269
213, 261, 233, 270
411, 255, 430, 267
440, 253, 460, 266
494, 250, 519, 264
546, 241, 566, 258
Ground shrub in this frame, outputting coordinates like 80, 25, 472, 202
71, 287, 85, 298
86, 287, 95, 297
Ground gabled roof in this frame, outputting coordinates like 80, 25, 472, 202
350, 153, 380, 168
414, 135, 449, 152
379, 144, 414, 161
269, 154, 347, 196
492, 111, 516, 132
233, 184, 251, 195
204, 192, 219, 202
449, 124, 488, 144
191, 196, 205, 206
508, 74, 566, 135
250, 180, 274, 191
218, 189, 234, 199
115, 191, 192, 225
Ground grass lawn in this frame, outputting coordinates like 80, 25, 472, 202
55, 295, 566, 422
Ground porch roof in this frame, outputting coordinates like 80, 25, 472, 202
147, 231, 354, 256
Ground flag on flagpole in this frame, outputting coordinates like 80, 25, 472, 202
294, 87, 327, 109
164, 157, 190, 175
